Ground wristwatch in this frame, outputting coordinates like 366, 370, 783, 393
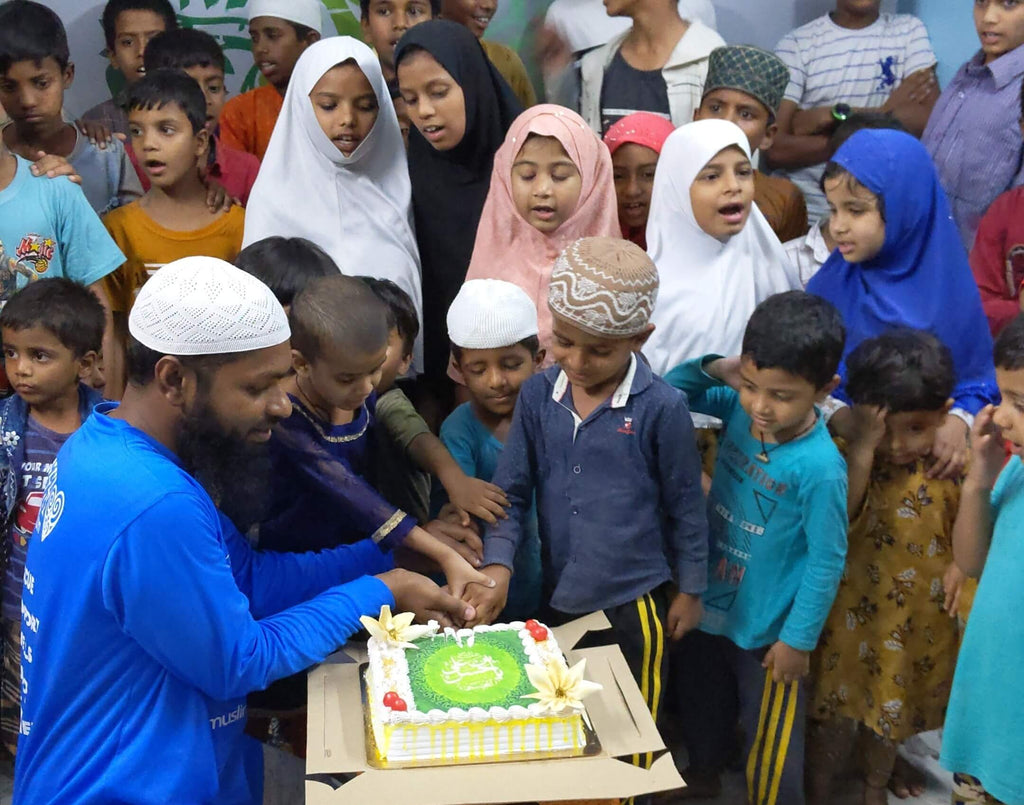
831, 102, 852, 124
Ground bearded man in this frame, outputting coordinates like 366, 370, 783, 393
13, 257, 472, 804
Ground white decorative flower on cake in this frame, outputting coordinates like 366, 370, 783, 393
522, 658, 602, 715
360, 605, 438, 649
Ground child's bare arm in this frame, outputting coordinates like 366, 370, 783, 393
845, 405, 887, 518
400, 524, 495, 602
407, 431, 509, 524
953, 405, 1004, 577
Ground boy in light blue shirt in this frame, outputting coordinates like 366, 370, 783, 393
442, 279, 544, 621
664, 290, 848, 805
942, 313, 1024, 804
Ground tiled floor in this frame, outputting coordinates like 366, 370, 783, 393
0, 734, 952, 805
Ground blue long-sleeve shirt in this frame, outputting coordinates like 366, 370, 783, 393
260, 393, 416, 552
14, 404, 394, 805
483, 355, 708, 614
664, 358, 847, 651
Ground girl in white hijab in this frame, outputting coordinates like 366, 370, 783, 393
644, 119, 800, 375
243, 36, 423, 363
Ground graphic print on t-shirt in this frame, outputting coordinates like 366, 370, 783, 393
0, 235, 54, 304
704, 436, 782, 616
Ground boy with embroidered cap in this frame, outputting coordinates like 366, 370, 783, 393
694, 44, 807, 243
664, 291, 848, 803
443, 278, 545, 620
469, 237, 709, 765
219, 0, 327, 161
12, 256, 470, 804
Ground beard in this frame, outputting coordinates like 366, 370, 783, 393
176, 394, 273, 532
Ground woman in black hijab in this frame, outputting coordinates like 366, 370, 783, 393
395, 20, 522, 396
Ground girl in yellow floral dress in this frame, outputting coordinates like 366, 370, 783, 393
807, 330, 969, 805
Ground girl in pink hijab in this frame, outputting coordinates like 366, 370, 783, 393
465, 105, 619, 353
603, 113, 677, 250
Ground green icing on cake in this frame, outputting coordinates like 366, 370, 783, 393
405, 630, 535, 712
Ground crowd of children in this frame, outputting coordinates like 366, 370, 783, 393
1, 0, 1024, 803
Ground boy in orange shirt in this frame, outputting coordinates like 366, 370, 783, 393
218, 0, 325, 161
103, 70, 245, 398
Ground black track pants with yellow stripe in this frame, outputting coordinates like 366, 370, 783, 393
602, 586, 670, 770
674, 631, 807, 805
602, 587, 670, 805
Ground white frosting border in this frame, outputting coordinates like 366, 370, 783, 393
367, 621, 569, 726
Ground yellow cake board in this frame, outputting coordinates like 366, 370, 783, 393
305, 612, 684, 804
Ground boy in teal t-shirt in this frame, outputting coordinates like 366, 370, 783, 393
441, 279, 544, 621
664, 291, 848, 805
942, 313, 1024, 804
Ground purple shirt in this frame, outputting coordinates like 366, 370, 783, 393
923, 47, 1024, 250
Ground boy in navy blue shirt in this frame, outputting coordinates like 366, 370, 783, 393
664, 291, 848, 804
0, 279, 104, 755
471, 237, 708, 766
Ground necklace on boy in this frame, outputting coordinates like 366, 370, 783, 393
755, 416, 817, 464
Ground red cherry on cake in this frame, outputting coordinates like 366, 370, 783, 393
525, 619, 541, 631
390, 697, 408, 712
527, 624, 548, 641
383, 691, 401, 708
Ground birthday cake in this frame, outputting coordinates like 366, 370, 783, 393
362, 608, 601, 765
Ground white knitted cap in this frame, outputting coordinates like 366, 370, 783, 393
128, 256, 290, 356
248, 0, 329, 34
447, 279, 538, 349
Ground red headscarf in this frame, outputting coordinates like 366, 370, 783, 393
603, 113, 677, 250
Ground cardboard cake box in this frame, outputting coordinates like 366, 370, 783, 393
305, 611, 684, 804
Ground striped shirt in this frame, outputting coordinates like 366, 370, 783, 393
923, 47, 1024, 252
775, 13, 936, 219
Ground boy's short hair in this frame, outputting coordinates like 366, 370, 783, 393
0, 1, 70, 73
289, 274, 389, 362
144, 28, 226, 74
450, 336, 540, 364
101, 0, 178, 52
845, 329, 954, 413
741, 291, 845, 389
126, 68, 207, 134
0, 278, 105, 358
360, 0, 441, 18
234, 237, 338, 307
359, 277, 419, 358
828, 112, 907, 158
995, 313, 1024, 371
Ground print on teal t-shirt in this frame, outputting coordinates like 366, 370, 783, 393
0, 156, 124, 305
664, 357, 848, 651
441, 402, 542, 621
941, 457, 1024, 804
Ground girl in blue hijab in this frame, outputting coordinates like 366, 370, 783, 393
807, 129, 997, 479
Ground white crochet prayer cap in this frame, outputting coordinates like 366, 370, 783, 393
248, 0, 329, 34
447, 279, 539, 349
129, 256, 290, 356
